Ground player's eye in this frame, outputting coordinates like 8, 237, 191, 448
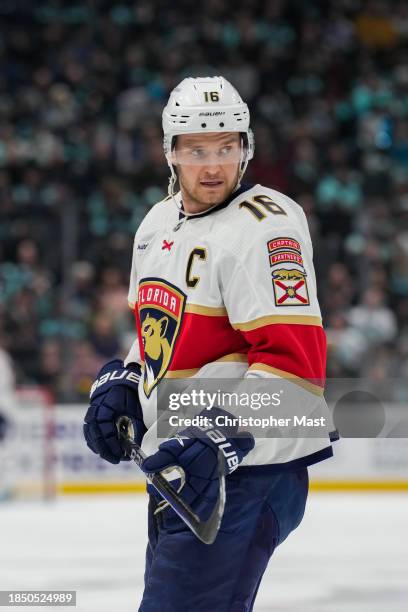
190, 148, 205, 158
219, 146, 233, 156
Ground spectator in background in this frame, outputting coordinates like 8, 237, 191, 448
354, 0, 398, 49
348, 287, 397, 346
65, 341, 104, 402
33, 340, 63, 401
326, 312, 369, 376
89, 312, 121, 359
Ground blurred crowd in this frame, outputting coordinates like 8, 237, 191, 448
0, 0, 407, 402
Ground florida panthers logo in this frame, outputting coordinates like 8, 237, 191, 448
137, 279, 186, 397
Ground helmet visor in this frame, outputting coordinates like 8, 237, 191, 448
169, 142, 244, 166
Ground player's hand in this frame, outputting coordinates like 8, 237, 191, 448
141, 408, 254, 518
83, 359, 146, 464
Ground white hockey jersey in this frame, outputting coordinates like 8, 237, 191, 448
126, 183, 334, 469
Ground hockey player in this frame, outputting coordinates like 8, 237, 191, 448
84, 76, 334, 611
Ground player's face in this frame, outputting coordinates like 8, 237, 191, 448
173, 132, 241, 214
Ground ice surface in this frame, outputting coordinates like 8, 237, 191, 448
0, 493, 407, 611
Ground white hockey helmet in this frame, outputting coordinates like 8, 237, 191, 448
162, 76, 255, 197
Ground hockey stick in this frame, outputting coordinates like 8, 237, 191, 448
116, 416, 226, 545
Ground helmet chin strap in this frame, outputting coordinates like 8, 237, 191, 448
236, 142, 249, 190
167, 161, 181, 209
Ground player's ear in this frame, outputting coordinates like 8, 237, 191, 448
168, 135, 178, 166
167, 151, 178, 167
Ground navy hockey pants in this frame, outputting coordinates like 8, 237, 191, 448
139, 466, 309, 612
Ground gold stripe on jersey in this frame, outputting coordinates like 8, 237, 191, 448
232, 314, 322, 331
129, 302, 227, 316
248, 363, 325, 396
216, 353, 248, 363
164, 353, 249, 378
184, 304, 228, 316
164, 367, 200, 378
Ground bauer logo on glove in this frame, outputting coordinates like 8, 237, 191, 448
89, 366, 141, 398
84, 359, 146, 464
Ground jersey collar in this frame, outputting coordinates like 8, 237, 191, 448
178, 183, 254, 220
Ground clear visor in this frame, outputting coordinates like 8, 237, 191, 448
169, 142, 244, 166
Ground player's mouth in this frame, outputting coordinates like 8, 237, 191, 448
200, 180, 223, 188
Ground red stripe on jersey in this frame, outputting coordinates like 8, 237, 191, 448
242, 323, 327, 386
132, 305, 326, 385
169, 313, 248, 370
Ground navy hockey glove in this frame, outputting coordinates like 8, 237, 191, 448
84, 359, 146, 464
141, 408, 254, 517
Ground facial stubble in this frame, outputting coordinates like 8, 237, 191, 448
178, 165, 240, 213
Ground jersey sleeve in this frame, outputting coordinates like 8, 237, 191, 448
220, 216, 326, 394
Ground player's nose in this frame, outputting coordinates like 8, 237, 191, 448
201, 152, 225, 172
201, 165, 223, 177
